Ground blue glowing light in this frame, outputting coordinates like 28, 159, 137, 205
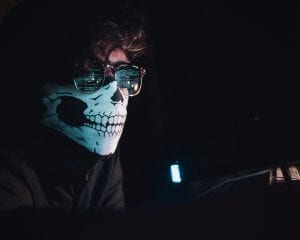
170, 164, 182, 183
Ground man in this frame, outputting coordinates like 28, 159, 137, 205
0, 0, 147, 214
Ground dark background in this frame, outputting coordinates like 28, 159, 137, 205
1, 0, 300, 208
121, 0, 300, 208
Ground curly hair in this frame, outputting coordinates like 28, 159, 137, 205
64, 0, 148, 67
1, 0, 149, 81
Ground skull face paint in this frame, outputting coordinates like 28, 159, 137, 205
42, 48, 130, 156
41, 80, 128, 156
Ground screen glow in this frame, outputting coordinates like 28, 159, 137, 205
170, 164, 182, 183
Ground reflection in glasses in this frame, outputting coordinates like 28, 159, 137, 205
73, 62, 146, 96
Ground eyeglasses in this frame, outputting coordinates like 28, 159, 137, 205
73, 61, 146, 96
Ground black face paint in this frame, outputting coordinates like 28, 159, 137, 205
57, 96, 87, 127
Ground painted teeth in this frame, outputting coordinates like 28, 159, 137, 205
85, 114, 125, 125
102, 116, 108, 125
83, 122, 123, 135
84, 113, 125, 135
95, 115, 101, 124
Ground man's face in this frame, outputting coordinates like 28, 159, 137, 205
41, 48, 130, 156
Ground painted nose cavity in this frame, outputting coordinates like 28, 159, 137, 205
105, 76, 124, 104
111, 88, 124, 104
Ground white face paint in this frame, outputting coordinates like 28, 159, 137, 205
41, 48, 130, 156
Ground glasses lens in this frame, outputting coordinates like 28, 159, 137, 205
74, 67, 104, 94
115, 65, 143, 96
